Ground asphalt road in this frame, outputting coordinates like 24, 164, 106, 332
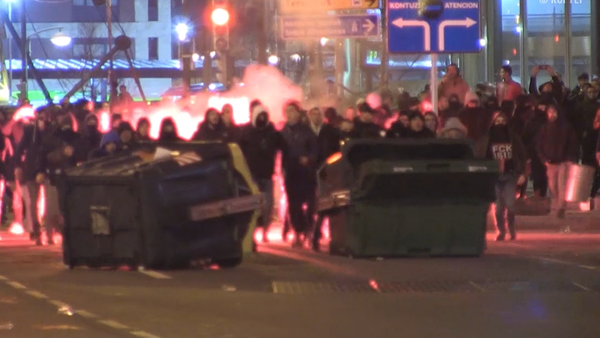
1, 230, 600, 338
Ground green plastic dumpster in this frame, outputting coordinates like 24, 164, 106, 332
317, 139, 499, 257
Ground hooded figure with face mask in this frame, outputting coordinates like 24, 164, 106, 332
477, 112, 527, 241
238, 104, 286, 242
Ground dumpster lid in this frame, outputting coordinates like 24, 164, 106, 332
342, 138, 475, 167
66, 142, 231, 177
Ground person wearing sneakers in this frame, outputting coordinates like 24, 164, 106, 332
477, 112, 527, 241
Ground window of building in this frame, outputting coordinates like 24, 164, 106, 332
149, 37, 159, 60
148, 0, 158, 21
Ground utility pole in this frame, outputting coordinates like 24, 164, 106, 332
107, 0, 116, 103
380, 0, 389, 89
256, 0, 267, 65
20, 0, 26, 100
181, 0, 192, 98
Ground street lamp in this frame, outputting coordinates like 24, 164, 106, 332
51, 32, 72, 47
23, 27, 71, 99
175, 23, 189, 42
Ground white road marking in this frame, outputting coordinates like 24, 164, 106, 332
139, 270, 172, 279
530, 256, 600, 272
98, 320, 130, 330
48, 300, 69, 308
572, 282, 591, 291
6, 281, 27, 289
130, 330, 163, 338
578, 265, 597, 270
76, 310, 98, 319
469, 281, 485, 292
25, 290, 48, 299
0, 275, 7, 281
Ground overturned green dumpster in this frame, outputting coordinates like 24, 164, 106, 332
317, 139, 499, 257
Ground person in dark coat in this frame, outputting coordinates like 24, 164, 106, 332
308, 107, 340, 166
476, 112, 527, 241
116, 122, 137, 151
281, 101, 318, 248
402, 112, 436, 139
14, 113, 50, 244
158, 117, 184, 143
100, 113, 123, 146
583, 107, 600, 209
238, 103, 286, 242
354, 103, 383, 139
192, 108, 226, 141
82, 114, 103, 151
536, 104, 579, 221
89, 141, 119, 159
135, 118, 152, 142
221, 104, 241, 143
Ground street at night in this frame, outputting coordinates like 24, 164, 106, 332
1, 213, 600, 338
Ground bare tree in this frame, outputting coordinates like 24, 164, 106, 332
72, 22, 106, 100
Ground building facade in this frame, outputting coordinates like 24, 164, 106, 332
3, 0, 173, 101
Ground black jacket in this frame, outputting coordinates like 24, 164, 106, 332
312, 123, 340, 166
536, 121, 579, 164
477, 128, 528, 178
281, 123, 318, 178
239, 123, 285, 180
14, 123, 48, 183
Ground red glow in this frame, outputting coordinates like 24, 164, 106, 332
422, 101, 433, 112
12, 107, 35, 121
207, 96, 251, 125
211, 8, 230, 26
512, 48, 517, 55
99, 111, 110, 133
369, 279, 380, 292
37, 185, 45, 225
9, 223, 24, 235
326, 152, 342, 165
554, 35, 559, 42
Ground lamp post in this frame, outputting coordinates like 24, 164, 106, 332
24, 27, 72, 98
5, 0, 14, 100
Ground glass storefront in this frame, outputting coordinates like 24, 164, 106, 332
362, 0, 594, 93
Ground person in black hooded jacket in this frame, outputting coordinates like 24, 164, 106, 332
158, 117, 184, 143
193, 108, 226, 141
521, 97, 553, 197
536, 104, 579, 221
239, 103, 286, 242
82, 114, 103, 152
476, 112, 527, 241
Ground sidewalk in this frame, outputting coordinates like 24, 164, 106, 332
487, 209, 600, 232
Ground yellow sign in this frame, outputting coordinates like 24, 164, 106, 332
280, 0, 379, 13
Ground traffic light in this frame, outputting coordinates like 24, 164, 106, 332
211, 0, 232, 85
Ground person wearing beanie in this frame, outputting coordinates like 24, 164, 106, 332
439, 117, 468, 139
476, 112, 527, 241
238, 104, 285, 243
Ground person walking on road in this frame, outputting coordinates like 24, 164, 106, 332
477, 112, 527, 241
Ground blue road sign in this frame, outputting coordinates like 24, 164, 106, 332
387, 0, 480, 53
281, 14, 380, 40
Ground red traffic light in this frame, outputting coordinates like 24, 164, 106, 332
211, 8, 229, 26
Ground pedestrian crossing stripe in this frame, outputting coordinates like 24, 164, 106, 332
173, 152, 202, 166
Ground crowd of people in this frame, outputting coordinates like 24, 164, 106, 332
1, 63, 599, 249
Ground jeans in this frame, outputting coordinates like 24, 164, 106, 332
495, 174, 517, 236
546, 162, 569, 215
21, 181, 40, 235
256, 179, 273, 229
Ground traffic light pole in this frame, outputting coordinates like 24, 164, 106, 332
181, 0, 192, 98
20, 0, 26, 100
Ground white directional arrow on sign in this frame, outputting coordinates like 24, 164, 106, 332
362, 19, 375, 35
438, 17, 477, 51
391, 18, 431, 51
